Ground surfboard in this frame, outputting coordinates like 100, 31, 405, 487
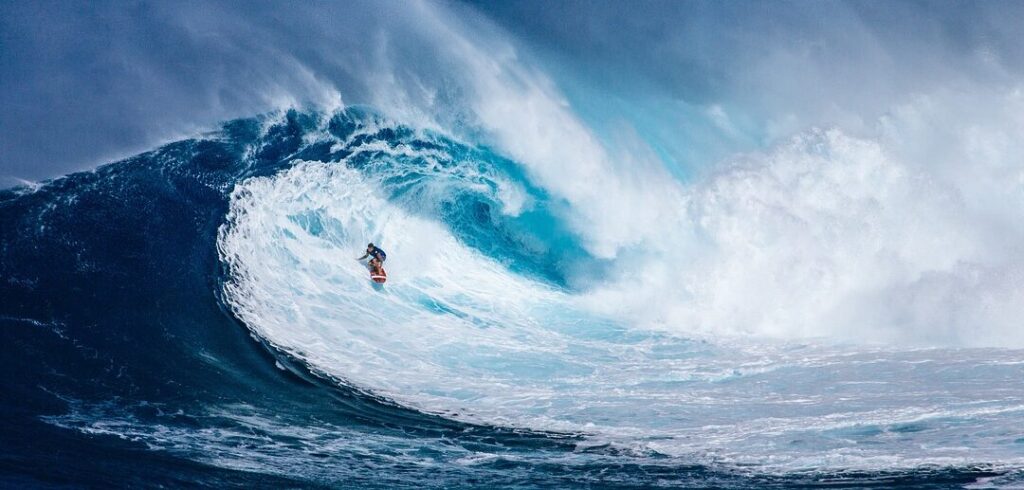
370, 266, 387, 284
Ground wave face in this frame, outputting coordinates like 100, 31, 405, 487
3, 109, 1024, 488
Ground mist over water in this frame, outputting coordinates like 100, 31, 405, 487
4, 1, 1024, 487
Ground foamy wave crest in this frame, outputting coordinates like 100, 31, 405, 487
585, 88, 1024, 347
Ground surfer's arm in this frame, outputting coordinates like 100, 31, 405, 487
356, 252, 369, 260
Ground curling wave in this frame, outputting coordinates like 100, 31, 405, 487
3, 107, 1024, 487
217, 108, 1024, 473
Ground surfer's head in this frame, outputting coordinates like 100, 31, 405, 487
367, 242, 374, 250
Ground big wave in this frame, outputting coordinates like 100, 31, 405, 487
3, 106, 1023, 486
216, 107, 1024, 472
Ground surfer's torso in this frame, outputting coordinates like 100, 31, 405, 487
368, 246, 387, 262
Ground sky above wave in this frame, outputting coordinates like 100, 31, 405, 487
3, 0, 1024, 182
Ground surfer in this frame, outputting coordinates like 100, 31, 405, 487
357, 243, 388, 284
357, 242, 387, 271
